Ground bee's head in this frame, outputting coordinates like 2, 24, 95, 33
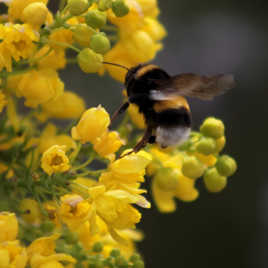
124, 64, 144, 87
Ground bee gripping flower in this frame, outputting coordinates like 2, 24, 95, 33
41, 145, 70, 175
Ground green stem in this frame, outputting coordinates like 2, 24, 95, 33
70, 142, 82, 163
72, 154, 94, 171
49, 40, 80, 53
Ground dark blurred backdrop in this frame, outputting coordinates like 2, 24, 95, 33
35, 0, 268, 267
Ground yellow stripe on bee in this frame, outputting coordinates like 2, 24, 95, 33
135, 64, 159, 79
153, 96, 190, 113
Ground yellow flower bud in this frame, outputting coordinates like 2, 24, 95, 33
154, 168, 179, 191
215, 136, 226, 152
41, 145, 70, 176
72, 24, 95, 47
20, 198, 42, 225
90, 32, 111, 54
22, 2, 48, 27
196, 137, 217, 155
85, 9, 107, 29
67, 0, 89, 16
112, 0, 130, 17
216, 155, 237, 177
77, 48, 103, 73
182, 156, 205, 179
204, 167, 227, 193
0, 212, 18, 242
71, 106, 110, 144
200, 117, 225, 139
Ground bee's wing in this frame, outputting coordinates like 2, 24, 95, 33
150, 73, 235, 101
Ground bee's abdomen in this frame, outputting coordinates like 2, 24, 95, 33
155, 107, 191, 128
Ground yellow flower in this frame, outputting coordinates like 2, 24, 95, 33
93, 131, 125, 160
149, 148, 199, 212
128, 103, 146, 129
7, 0, 48, 22
27, 234, 76, 268
103, 43, 135, 82
38, 124, 77, 154
15, 69, 64, 108
136, 0, 159, 18
89, 185, 142, 230
152, 169, 199, 213
108, 0, 144, 32
0, 212, 18, 242
0, 240, 28, 268
71, 105, 110, 144
143, 17, 166, 41
0, 23, 39, 71
19, 199, 43, 225
121, 29, 162, 62
41, 145, 70, 176
33, 45, 67, 70
109, 150, 152, 183
57, 194, 93, 229
0, 91, 7, 113
49, 29, 73, 51
40, 91, 85, 120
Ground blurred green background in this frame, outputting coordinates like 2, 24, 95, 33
45, 0, 268, 267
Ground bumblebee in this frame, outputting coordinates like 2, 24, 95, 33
104, 62, 235, 153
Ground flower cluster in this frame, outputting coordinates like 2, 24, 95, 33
0, 0, 237, 267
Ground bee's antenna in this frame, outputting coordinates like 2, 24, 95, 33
102, 61, 130, 71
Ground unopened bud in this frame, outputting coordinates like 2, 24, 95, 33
22, 2, 48, 26
154, 168, 178, 191
182, 156, 205, 179
200, 117, 225, 139
215, 136, 226, 152
98, 0, 112, 11
67, 0, 89, 16
77, 48, 103, 73
90, 32, 111, 54
112, 0, 129, 17
196, 137, 217, 155
72, 24, 95, 47
216, 155, 237, 177
85, 9, 107, 29
204, 167, 227, 193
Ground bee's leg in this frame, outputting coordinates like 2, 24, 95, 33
119, 127, 153, 158
110, 102, 129, 126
